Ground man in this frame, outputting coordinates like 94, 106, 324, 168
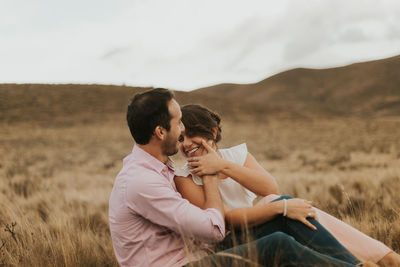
109, 88, 225, 267
109, 88, 360, 267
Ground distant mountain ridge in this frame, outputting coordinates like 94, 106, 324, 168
193, 54, 400, 117
1, 54, 399, 124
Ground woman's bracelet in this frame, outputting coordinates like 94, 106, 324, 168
283, 199, 287, 217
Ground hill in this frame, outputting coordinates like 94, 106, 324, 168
0, 83, 245, 125
1, 54, 400, 125
0, 84, 146, 125
194, 54, 400, 118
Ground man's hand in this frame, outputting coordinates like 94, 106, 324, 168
188, 140, 223, 176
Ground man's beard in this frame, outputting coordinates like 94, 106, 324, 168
162, 133, 179, 156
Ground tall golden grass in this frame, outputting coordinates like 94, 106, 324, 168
1, 115, 399, 266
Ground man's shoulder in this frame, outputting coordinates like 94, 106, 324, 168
122, 163, 164, 183
120, 161, 168, 191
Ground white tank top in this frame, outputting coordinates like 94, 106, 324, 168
175, 143, 257, 210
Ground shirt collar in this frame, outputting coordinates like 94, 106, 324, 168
132, 145, 175, 174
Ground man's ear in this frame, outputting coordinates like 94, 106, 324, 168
154, 126, 166, 140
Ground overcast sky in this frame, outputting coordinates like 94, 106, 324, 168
1, 0, 400, 91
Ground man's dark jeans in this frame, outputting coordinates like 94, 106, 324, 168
187, 195, 361, 267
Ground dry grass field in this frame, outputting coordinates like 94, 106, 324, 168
1, 110, 399, 266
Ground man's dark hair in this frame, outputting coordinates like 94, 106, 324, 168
181, 104, 222, 143
127, 88, 174, 145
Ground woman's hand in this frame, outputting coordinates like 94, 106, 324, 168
188, 140, 224, 176
284, 198, 317, 230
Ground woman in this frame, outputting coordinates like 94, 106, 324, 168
174, 104, 400, 266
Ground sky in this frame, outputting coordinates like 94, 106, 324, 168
1, 0, 400, 91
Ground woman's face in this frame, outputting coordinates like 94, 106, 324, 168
179, 132, 212, 158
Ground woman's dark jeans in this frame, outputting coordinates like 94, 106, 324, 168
187, 195, 361, 267
188, 232, 358, 267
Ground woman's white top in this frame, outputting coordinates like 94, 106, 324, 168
175, 143, 257, 210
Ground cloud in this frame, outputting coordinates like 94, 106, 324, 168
1, 0, 400, 90
269, 0, 400, 72
338, 28, 369, 43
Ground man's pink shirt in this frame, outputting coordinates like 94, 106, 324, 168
109, 145, 225, 267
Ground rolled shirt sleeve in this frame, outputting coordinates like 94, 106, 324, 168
125, 173, 225, 243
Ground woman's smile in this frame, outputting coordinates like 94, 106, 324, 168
186, 146, 199, 156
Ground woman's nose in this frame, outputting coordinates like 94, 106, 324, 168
182, 137, 191, 148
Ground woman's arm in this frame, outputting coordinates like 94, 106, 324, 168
226, 199, 316, 230
174, 175, 225, 216
174, 175, 277, 226
174, 175, 316, 230
174, 175, 205, 208
220, 152, 279, 196
189, 140, 279, 196
225, 202, 283, 228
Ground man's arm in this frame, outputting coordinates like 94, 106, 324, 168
127, 173, 225, 243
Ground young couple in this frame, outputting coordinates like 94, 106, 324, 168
109, 88, 399, 267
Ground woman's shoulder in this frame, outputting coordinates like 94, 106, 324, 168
219, 143, 247, 154
219, 143, 248, 166
174, 163, 203, 185
174, 163, 191, 177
